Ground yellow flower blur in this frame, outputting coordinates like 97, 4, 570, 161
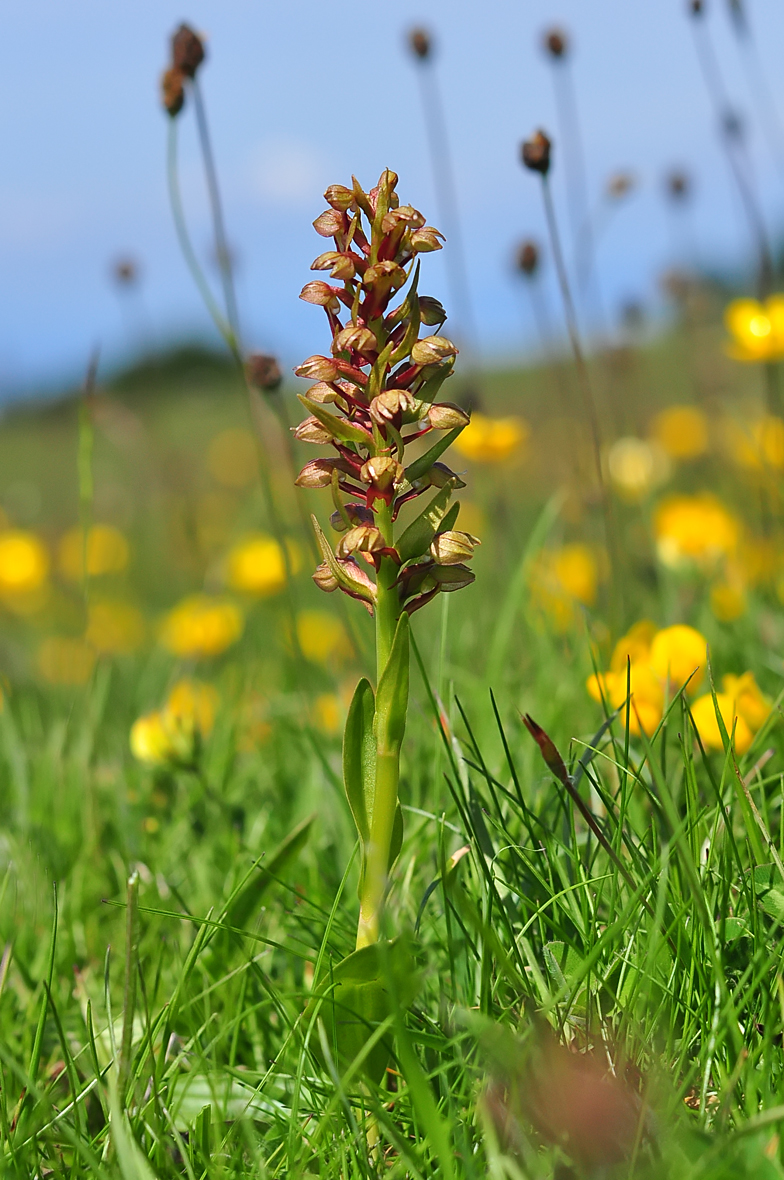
312, 692, 343, 735
607, 437, 669, 501
159, 595, 243, 659
296, 610, 352, 665
530, 544, 599, 632
130, 679, 219, 766
451, 413, 529, 463
727, 415, 784, 472
38, 637, 96, 686
59, 525, 130, 581
86, 600, 146, 654
0, 530, 49, 594
649, 624, 707, 694
650, 405, 708, 460
654, 494, 739, 569
226, 534, 293, 597
710, 580, 746, 623
722, 671, 772, 733
587, 661, 663, 737
724, 295, 784, 362
690, 693, 753, 754
207, 428, 258, 488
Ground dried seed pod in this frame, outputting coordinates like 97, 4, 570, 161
112, 258, 139, 286
408, 27, 432, 60
517, 240, 539, 276
606, 172, 635, 200
171, 24, 205, 78
543, 27, 569, 59
161, 67, 186, 117
666, 170, 690, 201
246, 354, 282, 391
521, 130, 552, 176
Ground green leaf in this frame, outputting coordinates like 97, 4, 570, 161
415, 361, 454, 405
404, 426, 463, 484
396, 483, 455, 562
298, 395, 373, 447
375, 613, 410, 755
343, 678, 376, 849
389, 803, 403, 871
303, 939, 418, 1082
311, 515, 375, 605
225, 813, 315, 930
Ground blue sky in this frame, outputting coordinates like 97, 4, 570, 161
2, 0, 784, 399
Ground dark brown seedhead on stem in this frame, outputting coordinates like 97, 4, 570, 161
666, 169, 691, 201
171, 24, 206, 78
521, 131, 552, 176
543, 27, 569, 59
408, 27, 432, 60
112, 258, 139, 287
606, 172, 635, 200
516, 240, 539, 277
161, 67, 186, 117
246, 354, 282, 392
293, 170, 478, 616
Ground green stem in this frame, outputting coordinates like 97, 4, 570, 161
357, 502, 403, 949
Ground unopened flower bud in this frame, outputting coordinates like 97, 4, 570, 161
382, 206, 426, 233
517, 240, 539, 276
337, 525, 385, 558
306, 381, 340, 404
313, 209, 348, 238
246, 353, 282, 391
430, 530, 481, 565
521, 130, 552, 175
324, 184, 355, 211
161, 67, 186, 117
419, 296, 447, 326
606, 172, 635, 200
411, 335, 458, 366
410, 226, 445, 253
296, 459, 343, 488
171, 24, 205, 78
329, 504, 374, 532
311, 251, 356, 280
408, 27, 432, 59
293, 416, 334, 444
420, 462, 467, 490
370, 390, 416, 424
427, 402, 470, 430
363, 261, 407, 288
543, 27, 568, 58
360, 455, 405, 492
299, 281, 339, 308
333, 324, 377, 355
313, 562, 339, 592
295, 355, 340, 381
433, 563, 475, 591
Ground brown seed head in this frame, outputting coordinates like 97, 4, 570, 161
521, 131, 552, 176
666, 170, 690, 201
246, 354, 282, 391
161, 67, 186, 117
171, 24, 205, 78
606, 172, 635, 200
689, 0, 704, 15
408, 27, 432, 60
543, 27, 569, 59
113, 258, 138, 286
517, 240, 539, 277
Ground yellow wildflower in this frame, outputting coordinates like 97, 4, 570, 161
586, 661, 663, 736
649, 624, 707, 695
86, 600, 146, 654
451, 413, 529, 463
207, 428, 258, 488
0, 530, 49, 594
690, 693, 753, 754
654, 494, 739, 569
59, 524, 129, 581
130, 711, 173, 766
226, 534, 298, 597
312, 692, 343, 735
165, 678, 218, 739
530, 544, 599, 632
38, 636, 96, 686
722, 671, 772, 733
296, 610, 352, 665
607, 437, 669, 501
159, 595, 243, 659
609, 620, 657, 671
724, 295, 784, 362
710, 581, 746, 623
650, 405, 708, 460
727, 415, 784, 471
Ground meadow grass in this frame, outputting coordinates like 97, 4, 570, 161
0, 325, 783, 1177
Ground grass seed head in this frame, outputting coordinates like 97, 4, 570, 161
521, 130, 552, 176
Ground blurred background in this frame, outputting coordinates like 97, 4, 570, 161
3, 0, 784, 398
